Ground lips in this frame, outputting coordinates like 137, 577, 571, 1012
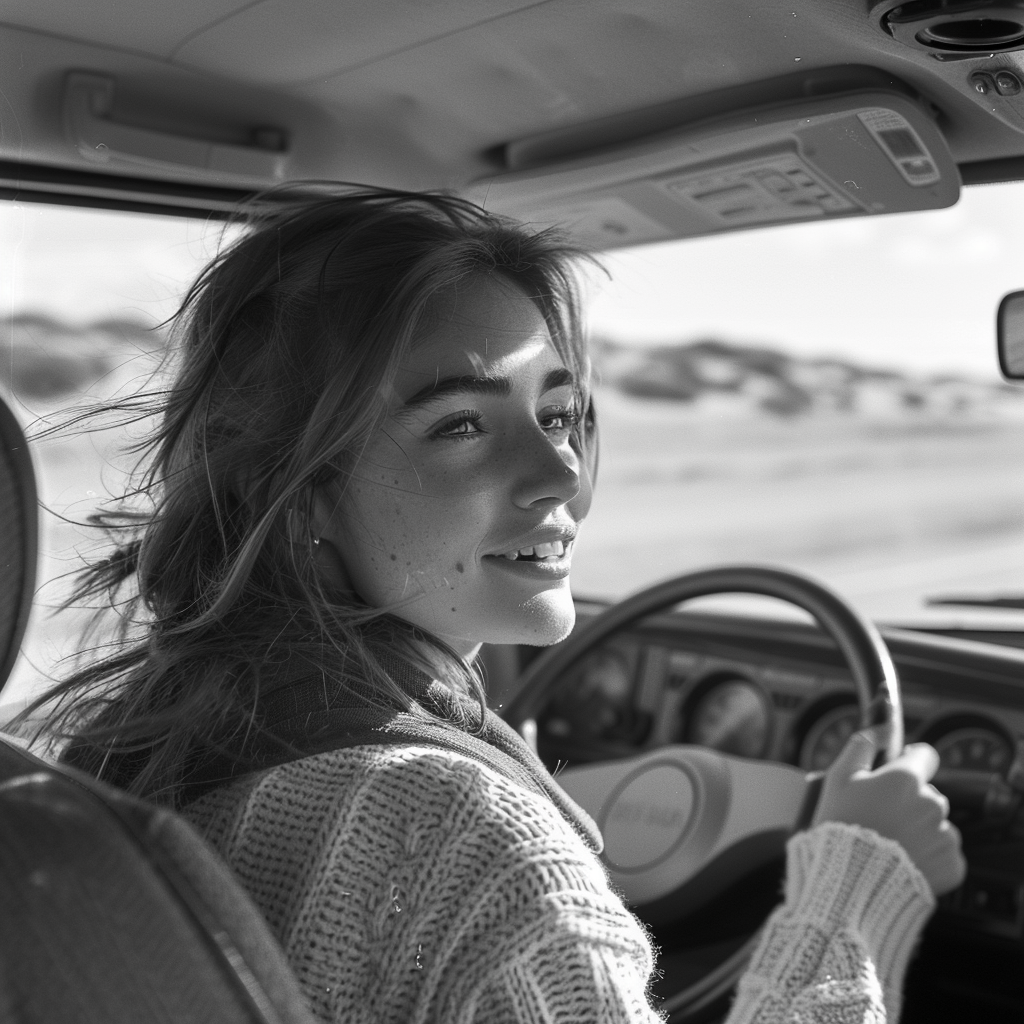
482, 527, 576, 580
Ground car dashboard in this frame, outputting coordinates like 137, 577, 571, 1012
507, 601, 1024, 1018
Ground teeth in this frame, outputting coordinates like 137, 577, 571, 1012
532, 541, 565, 558
501, 540, 567, 560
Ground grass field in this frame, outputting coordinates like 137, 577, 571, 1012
6, 383, 1024, 705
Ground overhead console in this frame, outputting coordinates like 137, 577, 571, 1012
471, 69, 961, 248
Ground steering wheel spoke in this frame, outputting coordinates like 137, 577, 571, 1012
558, 747, 813, 921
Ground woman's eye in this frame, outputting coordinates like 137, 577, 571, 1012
540, 406, 580, 435
431, 412, 484, 440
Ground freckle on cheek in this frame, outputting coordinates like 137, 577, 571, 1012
390, 554, 397, 561
456, 562, 464, 573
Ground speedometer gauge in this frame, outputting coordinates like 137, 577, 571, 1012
799, 704, 861, 772
686, 678, 771, 758
933, 727, 1013, 775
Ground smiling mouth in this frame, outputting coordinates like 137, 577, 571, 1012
496, 540, 570, 562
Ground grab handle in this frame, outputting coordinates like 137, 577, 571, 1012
63, 72, 288, 180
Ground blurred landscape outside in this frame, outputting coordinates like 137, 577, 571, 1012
3, 186, 1024, 708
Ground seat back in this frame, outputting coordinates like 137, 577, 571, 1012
0, 392, 315, 1024
0, 393, 36, 689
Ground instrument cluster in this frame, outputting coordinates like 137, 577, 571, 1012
931, 724, 1015, 776
531, 623, 1024, 950
536, 636, 1024, 784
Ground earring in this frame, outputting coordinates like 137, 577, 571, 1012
312, 536, 320, 546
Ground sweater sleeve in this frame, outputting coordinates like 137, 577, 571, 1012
726, 822, 936, 1024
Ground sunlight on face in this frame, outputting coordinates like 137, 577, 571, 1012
319, 276, 592, 656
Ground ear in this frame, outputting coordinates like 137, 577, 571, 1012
283, 504, 309, 547
302, 485, 358, 596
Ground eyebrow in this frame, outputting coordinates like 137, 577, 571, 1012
399, 367, 575, 411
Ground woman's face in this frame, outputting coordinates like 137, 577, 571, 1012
318, 275, 591, 657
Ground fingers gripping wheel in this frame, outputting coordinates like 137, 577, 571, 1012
503, 566, 903, 924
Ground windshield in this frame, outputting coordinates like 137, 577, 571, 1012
2, 185, 1024, 705
573, 181, 1024, 625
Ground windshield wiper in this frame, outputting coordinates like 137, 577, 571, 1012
925, 593, 1024, 610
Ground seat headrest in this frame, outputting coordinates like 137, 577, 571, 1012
0, 394, 37, 696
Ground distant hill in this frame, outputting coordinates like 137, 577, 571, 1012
593, 336, 1024, 418
3, 316, 1021, 420
0, 313, 166, 400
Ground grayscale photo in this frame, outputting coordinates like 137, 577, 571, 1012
1, 2, 1023, 1022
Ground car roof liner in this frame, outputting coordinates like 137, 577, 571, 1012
7, 0, 1024, 210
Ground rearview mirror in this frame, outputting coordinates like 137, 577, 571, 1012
997, 290, 1024, 379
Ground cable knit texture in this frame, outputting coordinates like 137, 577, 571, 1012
184, 746, 934, 1024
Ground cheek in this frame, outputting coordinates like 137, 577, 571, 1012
338, 437, 519, 601
336, 478, 408, 581
344, 471, 471, 584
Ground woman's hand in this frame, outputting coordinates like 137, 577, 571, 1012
812, 728, 967, 896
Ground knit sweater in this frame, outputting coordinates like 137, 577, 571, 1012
184, 743, 935, 1024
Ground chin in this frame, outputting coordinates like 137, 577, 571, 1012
495, 587, 577, 647
416, 581, 578, 650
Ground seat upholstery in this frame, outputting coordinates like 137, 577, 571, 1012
0, 391, 316, 1024
0, 393, 36, 688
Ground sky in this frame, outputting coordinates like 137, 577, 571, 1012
584, 181, 1024, 380
4, 180, 1024, 379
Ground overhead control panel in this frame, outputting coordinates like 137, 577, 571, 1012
471, 88, 960, 249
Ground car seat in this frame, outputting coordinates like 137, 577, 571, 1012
0, 391, 317, 1024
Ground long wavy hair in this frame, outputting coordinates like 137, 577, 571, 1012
22, 185, 593, 805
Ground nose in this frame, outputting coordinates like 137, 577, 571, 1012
509, 426, 581, 510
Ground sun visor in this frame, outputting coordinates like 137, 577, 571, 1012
470, 90, 960, 248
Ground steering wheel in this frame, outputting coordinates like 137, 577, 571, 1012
502, 565, 903, 1020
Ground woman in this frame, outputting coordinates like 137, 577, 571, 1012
37, 187, 963, 1023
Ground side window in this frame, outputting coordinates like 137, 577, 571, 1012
0, 203, 231, 716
